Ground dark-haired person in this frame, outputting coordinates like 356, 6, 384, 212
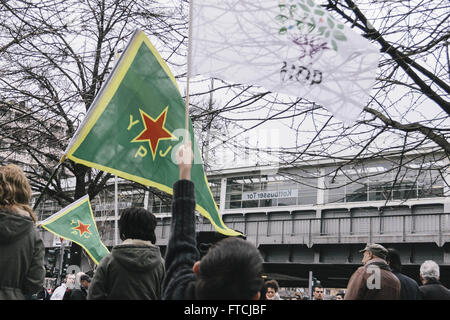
386, 248, 421, 300
0, 164, 45, 300
163, 142, 264, 300
312, 284, 324, 300
265, 280, 281, 300
87, 207, 165, 300
69, 274, 91, 300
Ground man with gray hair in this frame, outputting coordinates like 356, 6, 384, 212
419, 260, 450, 300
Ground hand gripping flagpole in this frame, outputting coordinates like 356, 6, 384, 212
184, 0, 194, 146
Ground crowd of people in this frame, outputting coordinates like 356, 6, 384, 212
1, 143, 450, 300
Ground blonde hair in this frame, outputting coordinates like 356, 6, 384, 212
0, 164, 37, 223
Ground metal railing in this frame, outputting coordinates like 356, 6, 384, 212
155, 212, 450, 247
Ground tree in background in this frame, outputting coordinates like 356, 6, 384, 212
0, 0, 448, 240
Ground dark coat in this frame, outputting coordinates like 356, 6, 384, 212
345, 258, 401, 300
162, 180, 198, 300
393, 271, 421, 300
0, 210, 45, 300
69, 286, 88, 300
419, 279, 450, 300
87, 239, 165, 300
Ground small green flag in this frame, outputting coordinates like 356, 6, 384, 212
39, 195, 110, 265
63, 29, 240, 237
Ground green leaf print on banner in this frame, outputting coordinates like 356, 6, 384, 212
331, 39, 338, 51
327, 17, 335, 29
333, 30, 347, 41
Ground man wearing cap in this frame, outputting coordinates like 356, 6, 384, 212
344, 243, 400, 300
69, 274, 91, 300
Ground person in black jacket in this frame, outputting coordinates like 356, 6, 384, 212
386, 248, 421, 300
0, 164, 45, 300
163, 142, 264, 300
87, 207, 165, 300
419, 260, 450, 300
69, 274, 91, 300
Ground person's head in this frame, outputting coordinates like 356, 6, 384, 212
119, 207, 157, 243
193, 237, 264, 300
359, 243, 388, 264
75, 272, 85, 285
420, 260, 440, 284
335, 291, 345, 300
0, 164, 37, 223
386, 248, 402, 273
313, 285, 324, 300
80, 274, 91, 289
64, 274, 76, 289
264, 280, 280, 300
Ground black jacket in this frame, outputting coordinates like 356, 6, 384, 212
393, 271, 421, 300
162, 180, 198, 300
419, 279, 450, 300
0, 210, 45, 300
69, 286, 88, 300
87, 239, 165, 300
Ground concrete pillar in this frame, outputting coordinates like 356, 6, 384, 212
443, 156, 450, 213
313, 246, 321, 263
443, 244, 450, 264
317, 167, 325, 205
219, 177, 227, 212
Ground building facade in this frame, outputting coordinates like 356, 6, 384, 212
34, 148, 450, 287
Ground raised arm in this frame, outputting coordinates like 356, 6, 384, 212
162, 142, 200, 299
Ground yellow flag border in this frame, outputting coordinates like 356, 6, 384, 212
39, 195, 110, 265
63, 29, 241, 237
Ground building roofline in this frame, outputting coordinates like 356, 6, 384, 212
206, 147, 447, 177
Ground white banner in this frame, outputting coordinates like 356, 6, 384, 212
191, 0, 380, 125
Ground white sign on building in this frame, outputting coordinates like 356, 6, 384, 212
52, 235, 71, 247
242, 189, 298, 201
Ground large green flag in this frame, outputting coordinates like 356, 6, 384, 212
63, 29, 240, 237
39, 195, 110, 265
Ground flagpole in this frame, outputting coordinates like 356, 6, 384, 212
58, 240, 65, 285
184, 0, 194, 145
114, 175, 118, 246
113, 49, 120, 247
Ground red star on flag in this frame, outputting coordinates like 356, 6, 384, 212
132, 107, 174, 159
73, 220, 91, 236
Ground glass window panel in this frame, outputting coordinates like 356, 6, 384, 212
151, 202, 161, 213
418, 187, 444, 198
392, 183, 416, 200
298, 190, 316, 205
259, 199, 275, 207
227, 183, 243, 193
243, 200, 258, 208
346, 183, 367, 202
243, 183, 260, 192
230, 194, 242, 201
325, 187, 345, 203
277, 197, 297, 206
160, 204, 170, 213
229, 201, 242, 209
